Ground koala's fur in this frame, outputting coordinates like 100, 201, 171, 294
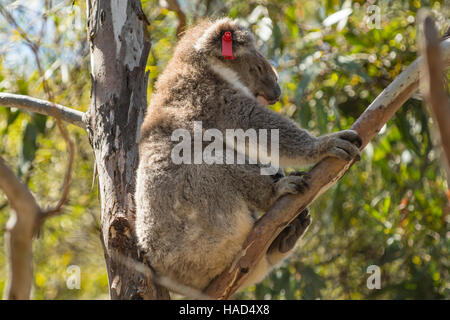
135, 18, 361, 292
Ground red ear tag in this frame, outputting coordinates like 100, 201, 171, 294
222, 31, 234, 60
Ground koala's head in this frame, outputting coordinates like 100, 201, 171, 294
180, 18, 281, 105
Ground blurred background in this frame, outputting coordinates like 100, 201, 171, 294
0, 0, 449, 299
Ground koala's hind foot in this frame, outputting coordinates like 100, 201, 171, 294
241, 208, 311, 288
274, 171, 310, 198
268, 208, 311, 254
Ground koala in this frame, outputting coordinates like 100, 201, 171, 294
135, 18, 361, 293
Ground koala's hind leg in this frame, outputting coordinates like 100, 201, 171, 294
269, 171, 312, 262
239, 208, 311, 288
266, 208, 311, 265
239, 170, 312, 288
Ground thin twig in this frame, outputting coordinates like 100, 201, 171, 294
41, 120, 75, 218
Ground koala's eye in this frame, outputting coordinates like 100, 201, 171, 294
251, 65, 263, 75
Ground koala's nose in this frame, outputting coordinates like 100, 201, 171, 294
269, 83, 281, 102
274, 83, 281, 99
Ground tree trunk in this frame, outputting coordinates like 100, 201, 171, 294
85, 0, 169, 299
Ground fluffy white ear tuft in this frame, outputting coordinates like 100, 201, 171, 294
193, 18, 255, 58
193, 18, 232, 52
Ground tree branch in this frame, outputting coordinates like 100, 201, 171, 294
166, 0, 187, 38
0, 157, 41, 300
39, 119, 75, 219
418, 12, 450, 181
0, 93, 86, 129
204, 38, 450, 299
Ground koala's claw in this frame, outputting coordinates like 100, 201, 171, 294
275, 173, 310, 197
298, 209, 312, 235
271, 208, 311, 254
338, 129, 362, 148
288, 171, 309, 177
327, 130, 362, 162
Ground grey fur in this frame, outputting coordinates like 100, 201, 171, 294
135, 18, 361, 291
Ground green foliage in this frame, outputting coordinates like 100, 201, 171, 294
0, 0, 449, 299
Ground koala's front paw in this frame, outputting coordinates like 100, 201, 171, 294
274, 172, 310, 197
270, 208, 311, 254
321, 129, 362, 162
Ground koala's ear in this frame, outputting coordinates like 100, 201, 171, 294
193, 18, 255, 59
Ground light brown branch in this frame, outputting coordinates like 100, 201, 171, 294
0, 157, 41, 300
0, 93, 86, 129
204, 38, 450, 299
418, 12, 450, 181
166, 0, 187, 38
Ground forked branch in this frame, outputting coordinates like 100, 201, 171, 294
0, 157, 41, 300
